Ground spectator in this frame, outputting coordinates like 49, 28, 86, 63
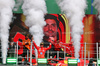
88, 59, 95, 66
22, 34, 31, 63
8, 37, 16, 57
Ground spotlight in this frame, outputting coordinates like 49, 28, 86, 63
68, 59, 78, 66
37, 58, 47, 64
7, 58, 17, 64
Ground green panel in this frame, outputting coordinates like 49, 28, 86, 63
13, 0, 97, 14
13, 0, 23, 13
93, 7, 97, 14
85, 0, 97, 14
13, 0, 61, 14
85, 0, 91, 14
45, 0, 61, 14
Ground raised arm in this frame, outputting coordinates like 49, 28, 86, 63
46, 43, 51, 51
33, 41, 39, 50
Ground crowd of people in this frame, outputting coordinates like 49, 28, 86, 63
8, 34, 68, 64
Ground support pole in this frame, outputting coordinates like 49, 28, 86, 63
84, 42, 86, 66
14, 44, 16, 58
16, 41, 18, 66
88, 51, 90, 60
57, 51, 59, 60
64, 46, 65, 60
97, 42, 98, 66
82, 47, 83, 59
47, 50, 49, 59
30, 42, 32, 66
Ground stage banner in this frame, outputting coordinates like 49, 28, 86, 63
10, 14, 71, 43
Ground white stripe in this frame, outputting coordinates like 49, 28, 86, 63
68, 62, 77, 63
7, 61, 17, 62
7, 59, 17, 61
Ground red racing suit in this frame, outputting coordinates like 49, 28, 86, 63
33, 41, 51, 58
53, 43, 61, 51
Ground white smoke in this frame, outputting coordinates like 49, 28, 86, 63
57, 0, 87, 58
22, 0, 47, 60
0, 0, 15, 64
22, 0, 47, 46
13, 0, 23, 11
92, 0, 100, 20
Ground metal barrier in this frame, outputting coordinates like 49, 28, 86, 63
0, 41, 100, 66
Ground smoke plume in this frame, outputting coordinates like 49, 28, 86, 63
22, 0, 47, 60
0, 0, 15, 64
57, 0, 87, 58
22, 0, 47, 46
92, 0, 100, 20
